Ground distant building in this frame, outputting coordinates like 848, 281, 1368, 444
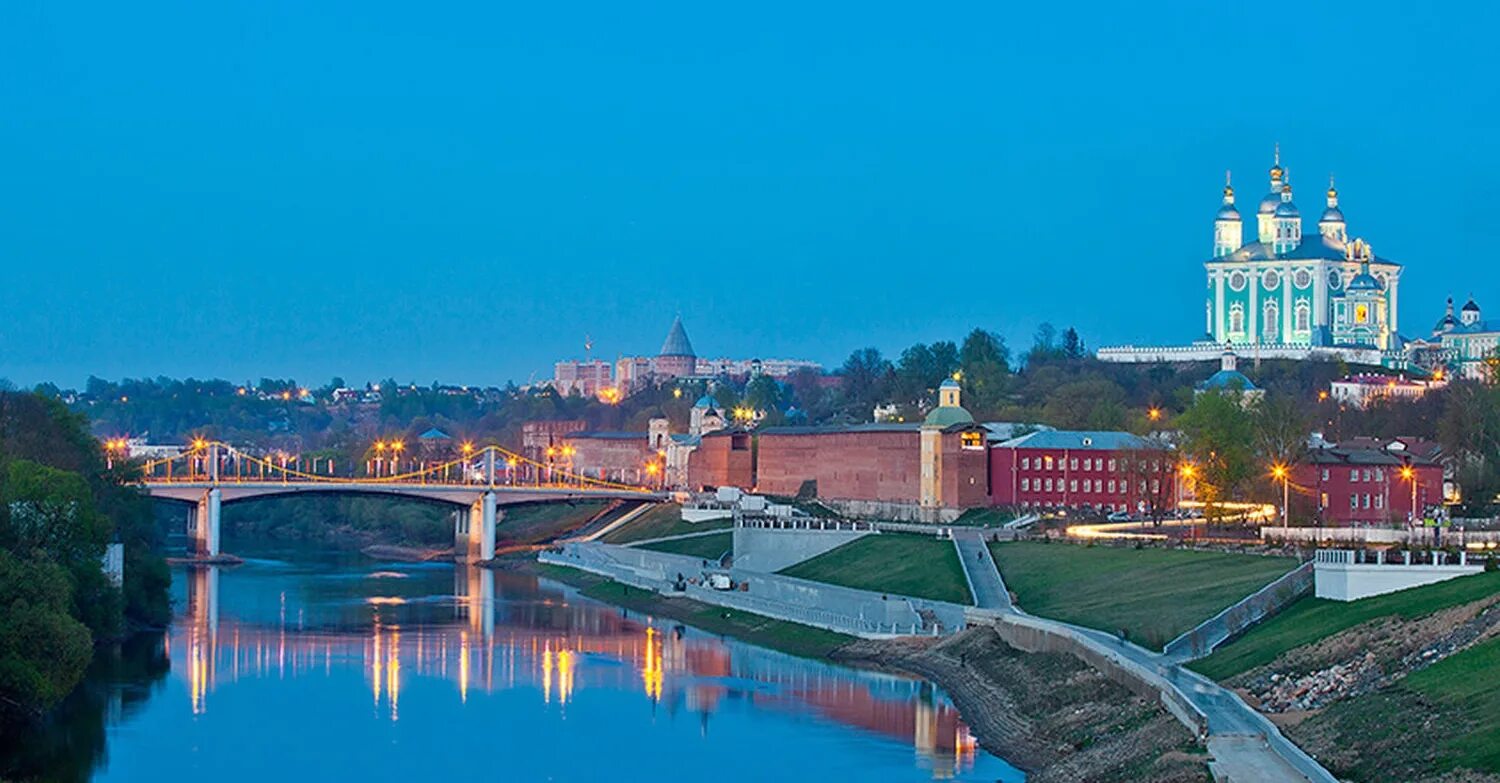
551, 359, 613, 398
1194, 349, 1264, 403
1413, 296, 1500, 379
653, 316, 698, 379
1330, 374, 1441, 409
1098, 148, 1407, 368
521, 420, 587, 463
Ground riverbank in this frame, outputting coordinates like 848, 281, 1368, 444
532, 563, 851, 658
531, 555, 1210, 781
836, 630, 1210, 783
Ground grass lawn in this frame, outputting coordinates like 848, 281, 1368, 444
535, 563, 851, 659
951, 507, 1015, 526
1403, 635, 1500, 774
988, 541, 1297, 649
637, 531, 733, 560
600, 504, 731, 544
777, 533, 972, 605
1191, 570, 1500, 681
498, 501, 610, 545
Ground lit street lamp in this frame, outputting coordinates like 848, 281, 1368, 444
1271, 464, 1290, 533
1400, 465, 1418, 523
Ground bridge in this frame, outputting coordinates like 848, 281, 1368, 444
140, 441, 663, 562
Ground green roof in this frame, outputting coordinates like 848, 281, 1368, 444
922, 405, 974, 428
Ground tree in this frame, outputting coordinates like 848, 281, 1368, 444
1120, 431, 1179, 525
1253, 393, 1310, 470
1062, 327, 1085, 360
1176, 391, 1257, 521
959, 329, 1011, 416
838, 348, 894, 420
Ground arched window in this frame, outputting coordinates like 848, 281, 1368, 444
1229, 304, 1244, 334
1295, 302, 1311, 332
1264, 302, 1280, 342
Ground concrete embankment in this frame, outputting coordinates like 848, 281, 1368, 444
835, 630, 1211, 783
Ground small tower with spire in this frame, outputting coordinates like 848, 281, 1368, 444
1272, 178, 1302, 254
1213, 171, 1242, 257
1319, 175, 1347, 242
1257, 145, 1288, 244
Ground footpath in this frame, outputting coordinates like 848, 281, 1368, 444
545, 538, 1336, 783
951, 537, 1334, 783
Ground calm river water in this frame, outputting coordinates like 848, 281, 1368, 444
15, 542, 1023, 782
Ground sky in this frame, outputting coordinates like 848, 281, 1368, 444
2, 1, 1498, 389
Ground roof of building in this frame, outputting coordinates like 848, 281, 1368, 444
1347, 267, 1383, 292
1216, 204, 1241, 221
981, 422, 1053, 442
694, 394, 719, 409
923, 404, 974, 428
1306, 444, 1440, 467
1214, 233, 1398, 265
1258, 192, 1281, 215
1338, 436, 1442, 459
994, 430, 1154, 451
1197, 368, 1259, 392
758, 422, 922, 437
570, 431, 649, 441
659, 316, 695, 357
1463, 298, 1481, 312
1321, 206, 1345, 223
418, 428, 451, 440
1274, 200, 1300, 218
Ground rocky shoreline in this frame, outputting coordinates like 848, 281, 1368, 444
835, 629, 1211, 783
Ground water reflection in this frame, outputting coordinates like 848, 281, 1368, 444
29, 549, 1019, 782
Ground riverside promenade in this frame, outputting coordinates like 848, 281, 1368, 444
545, 538, 1335, 783
951, 539, 1334, 783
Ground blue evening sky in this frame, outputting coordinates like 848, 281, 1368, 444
2, 2, 1496, 388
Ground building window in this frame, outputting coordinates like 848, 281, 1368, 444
1021, 478, 1029, 491
1355, 303, 1370, 324
1044, 479, 1053, 492
1021, 456, 1030, 470
1363, 469, 1372, 482
1295, 302, 1311, 332
1374, 468, 1384, 482
1069, 480, 1078, 492
1350, 494, 1359, 510
961, 431, 983, 450
1229, 271, 1247, 291
1351, 469, 1359, 482
1375, 495, 1384, 509
1044, 456, 1054, 470
1151, 479, 1160, 493
1294, 268, 1312, 289
1108, 458, 1117, 472
1322, 469, 1329, 481
1229, 305, 1245, 333
1070, 458, 1078, 471
1264, 302, 1279, 342
1108, 480, 1116, 493
1363, 494, 1371, 509
1095, 480, 1103, 492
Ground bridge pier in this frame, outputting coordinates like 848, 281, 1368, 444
189, 487, 222, 557
462, 491, 497, 563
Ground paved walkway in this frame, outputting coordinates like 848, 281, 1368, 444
952, 530, 1012, 610
974, 558, 1335, 783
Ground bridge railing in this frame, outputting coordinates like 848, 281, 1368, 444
138, 441, 654, 493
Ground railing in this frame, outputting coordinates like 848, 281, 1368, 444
136, 440, 653, 493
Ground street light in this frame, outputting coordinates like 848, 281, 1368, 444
1147, 407, 1161, 422
1271, 464, 1290, 533
391, 441, 405, 476
1400, 465, 1418, 523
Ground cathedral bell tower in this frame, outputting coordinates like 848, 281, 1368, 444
1213, 171, 1242, 257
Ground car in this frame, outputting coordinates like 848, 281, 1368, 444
1106, 511, 1132, 522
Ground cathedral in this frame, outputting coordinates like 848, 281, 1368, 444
1099, 148, 1409, 368
1207, 149, 1401, 354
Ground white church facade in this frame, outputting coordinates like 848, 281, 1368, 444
1100, 149, 1408, 368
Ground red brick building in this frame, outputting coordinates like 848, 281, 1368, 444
560, 431, 655, 484
754, 424, 924, 502
685, 430, 753, 490
989, 430, 1176, 514
1295, 439, 1442, 525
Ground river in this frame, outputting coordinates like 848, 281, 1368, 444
10, 541, 1023, 782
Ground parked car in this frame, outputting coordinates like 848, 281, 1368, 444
1106, 511, 1132, 522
